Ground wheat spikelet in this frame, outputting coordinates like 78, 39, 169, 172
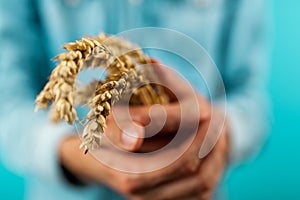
35, 33, 168, 153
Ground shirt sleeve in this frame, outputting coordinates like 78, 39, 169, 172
0, 0, 74, 184
220, 0, 272, 164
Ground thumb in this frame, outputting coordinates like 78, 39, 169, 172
104, 116, 145, 152
129, 104, 181, 136
150, 59, 195, 99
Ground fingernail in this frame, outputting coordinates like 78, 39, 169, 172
122, 125, 139, 150
122, 132, 138, 150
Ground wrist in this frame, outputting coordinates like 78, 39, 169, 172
59, 136, 86, 184
59, 136, 103, 184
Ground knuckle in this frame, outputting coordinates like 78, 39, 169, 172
130, 108, 149, 125
190, 179, 202, 195
139, 114, 150, 125
118, 176, 139, 194
190, 159, 201, 173
182, 157, 200, 175
198, 98, 211, 120
202, 180, 214, 191
119, 184, 132, 194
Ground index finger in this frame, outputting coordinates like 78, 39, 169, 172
129, 100, 201, 137
150, 61, 197, 100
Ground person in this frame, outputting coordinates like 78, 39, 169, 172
0, 0, 270, 199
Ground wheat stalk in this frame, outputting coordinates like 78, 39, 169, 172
35, 33, 168, 153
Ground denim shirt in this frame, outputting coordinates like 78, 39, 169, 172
0, 0, 270, 199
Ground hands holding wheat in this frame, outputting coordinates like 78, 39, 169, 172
36, 34, 229, 200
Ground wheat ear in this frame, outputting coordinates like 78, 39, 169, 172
35, 34, 168, 153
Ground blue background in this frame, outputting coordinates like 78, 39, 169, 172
0, 1, 299, 199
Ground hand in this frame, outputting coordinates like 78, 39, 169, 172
130, 114, 229, 200
59, 63, 229, 200
124, 63, 230, 199
59, 135, 216, 197
60, 110, 228, 200
123, 95, 229, 200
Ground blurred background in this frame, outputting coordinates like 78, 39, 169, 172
0, 0, 299, 199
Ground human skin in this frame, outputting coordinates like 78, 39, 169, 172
59, 64, 229, 200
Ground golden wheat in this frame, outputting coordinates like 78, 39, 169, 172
35, 33, 168, 153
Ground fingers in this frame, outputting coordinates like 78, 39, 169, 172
151, 61, 197, 100
141, 151, 202, 191
127, 122, 227, 199
99, 60, 221, 199
130, 159, 206, 200
128, 95, 210, 138
193, 136, 227, 199
129, 103, 181, 136
131, 176, 203, 200
109, 62, 210, 142
137, 134, 175, 152
128, 140, 226, 200
104, 114, 145, 151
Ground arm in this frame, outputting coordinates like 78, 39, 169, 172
0, 0, 73, 183
219, 0, 271, 164
0, 1, 174, 197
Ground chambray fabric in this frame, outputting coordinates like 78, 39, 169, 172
0, 0, 270, 199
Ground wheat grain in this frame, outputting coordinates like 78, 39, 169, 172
35, 33, 169, 153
